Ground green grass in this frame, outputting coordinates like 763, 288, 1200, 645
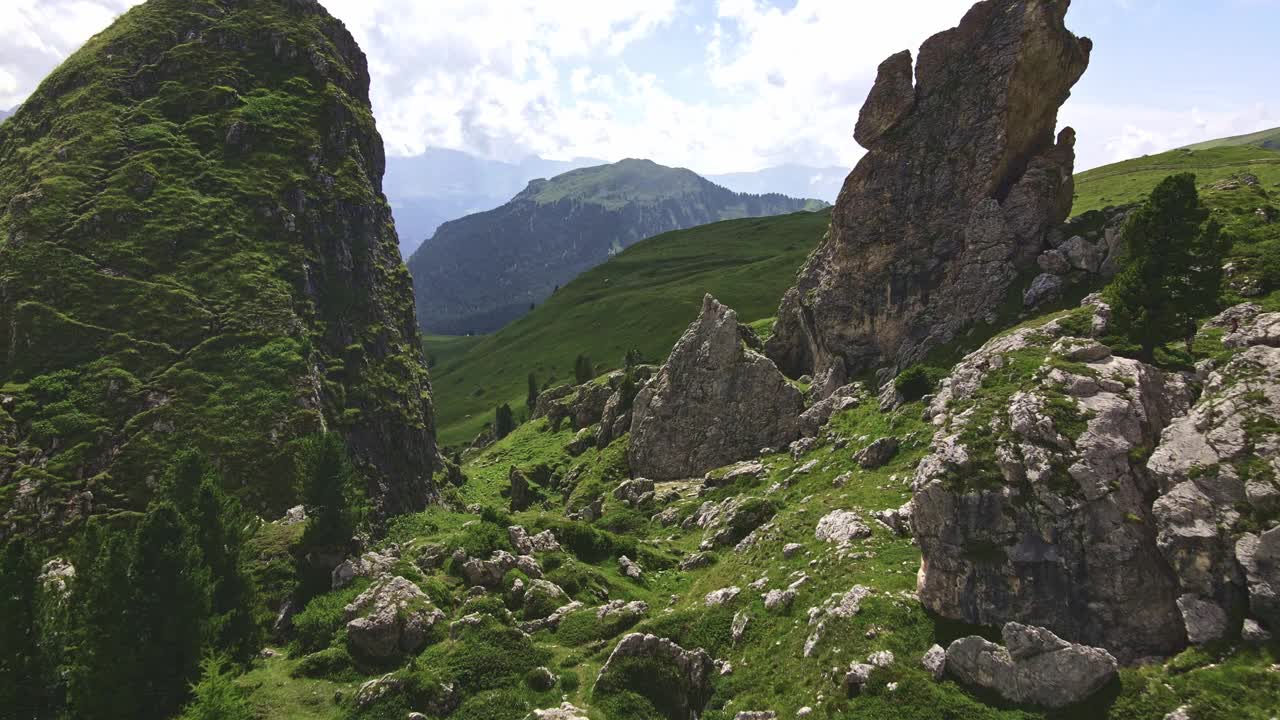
424, 210, 830, 445
1073, 145, 1280, 215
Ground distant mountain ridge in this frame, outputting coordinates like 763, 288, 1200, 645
383, 151, 845, 256
384, 150, 604, 256
407, 158, 826, 335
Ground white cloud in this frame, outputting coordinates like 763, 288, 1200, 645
1063, 100, 1275, 170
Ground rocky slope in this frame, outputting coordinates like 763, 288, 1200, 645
407, 158, 824, 335
767, 0, 1091, 384
0, 0, 437, 533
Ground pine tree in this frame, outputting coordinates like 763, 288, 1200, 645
574, 354, 594, 384
178, 655, 254, 720
132, 502, 212, 719
162, 450, 261, 664
0, 538, 45, 717
299, 433, 362, 551
1105, 173, 1230, 360
527, 372, 540, 411
67, 525, 142, 720
495, 403, 516, 439
190, 478, 261, 665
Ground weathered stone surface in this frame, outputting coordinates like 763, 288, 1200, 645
913, 313, 1192, 661
619, 555, 643, 580
815, 510, 871, 545
594, 634, 715, 720
844, 663, 875, 696
596, 366, 658, 449
854, 437, 899, 468
799, 383, 866, 437
945, 623, 1117, 709
1237, 528, 1280, 631
698, 496, 777, 549
767, 0, 1090, 379
922, 644, 947, 680
460, 550, 518, 588
705, 586, 742, 607
508, 526, 560, 555
873, 502, 913, 536
532, 703, 589, 720
523, 579, 569, 620
804, 586, 872, 657
1023, 272, 1064, 308
332, 546, 398, 590
344, 576, 444, 660
630, 295, 804, 479
1148, 307, 1280, 639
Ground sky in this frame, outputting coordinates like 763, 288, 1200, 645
1, 0, 1277, 174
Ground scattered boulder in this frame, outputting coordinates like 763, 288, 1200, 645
614, 478, 656, 508
921, 644, 947, 680
705, 586, 742, 607
508, 526, 560, 555
705, 460, 767, 489
872, 502, 912, 536
629, 295, 804, 479
279, 505, 307, 526
507, 467, 538, 512
763, 588, 796, 611
783, 543, 803, 559
799, 383, 864, 436
594, 634, 715, 720
867, 650, 895, 668
814, 510, 871, 545
731, 610, 751, 644
854, 437, 899, 469
844, 663, 875, 696
766, 0, 1090, 378
332, 546, 399, 590
945, 623, 1117, 709
460, 551, 519, 588
679, 551, 715, 571
532, 703, 589, 720
565, 428, 596, 456
619, 555, 643, 580
522, 579, 569, 620
344, 576, 444, 660
804, 586, 872, 657
700, 496, 777, 549
1023, 272, 1064, 308
526, 666, 557, 691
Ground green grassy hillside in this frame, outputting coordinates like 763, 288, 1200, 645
1183, 126, 1280, 151
1073, 145, 1280, 214
425, 210, 830, 445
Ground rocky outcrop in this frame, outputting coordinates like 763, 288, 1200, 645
344, 576, 444, 660
1148, 308, 1280, 638
946, 623, 1117, 708
912, 308, 1191, 661
767, 0, 1091, 379
630, 295, 803, 479
0, 0, 439, 533
1025, 205, 1135, 309
594, 633, 715, 720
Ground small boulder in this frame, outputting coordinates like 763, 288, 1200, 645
619, 555, 643, 580
705, 586, 742, 607
945, 623, 1117, 709
594, 634, 715, 720
344, 576, 444, 660
921, 644, 946, 680
854, 437, 899, 469
815, 510, 871, 545
844, 663, 875, 696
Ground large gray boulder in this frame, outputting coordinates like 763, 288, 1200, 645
594, 633, 715, 720
912, 307, 1191, 661
767, 0, 1090, 379
344, 576, 444, 660
629, 295, 803, 479
946, 622, 1117, 708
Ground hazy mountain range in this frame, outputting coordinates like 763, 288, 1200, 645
384, 151, 847, 256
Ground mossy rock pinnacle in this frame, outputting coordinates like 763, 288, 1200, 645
0, 0, 437, 533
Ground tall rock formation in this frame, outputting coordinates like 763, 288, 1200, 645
629, 295, 803, 480
767, 0, 1091, 383
0, 0, 436, 534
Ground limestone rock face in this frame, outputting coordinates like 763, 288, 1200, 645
767, 0, 1091, 379
630, 295, 803, 479
344, 576, 444, 660
1148, 308, 1280, 637
594, 633, 715, 720
945, 623, 1117, 708
912, 309, 1191, 661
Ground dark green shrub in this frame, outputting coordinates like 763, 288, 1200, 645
894, 364, 945, 402
290, 583, 365, 655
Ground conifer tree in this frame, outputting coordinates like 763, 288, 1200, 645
190, 478, 260, 665
1106, 173, 1230, 360
67, 526, 142, 720
179, 655, 254, 720
0, 538, 45, 717
527, 371, 540, 411
299, 433, 362, 551
574, 354, 594, 384
132, 502, 212, 719
495, 403, 516, 439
